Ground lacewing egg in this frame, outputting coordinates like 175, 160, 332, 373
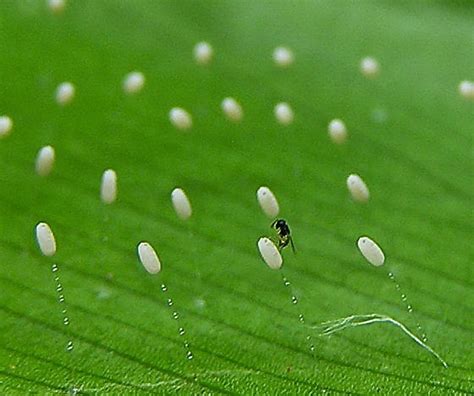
123, 71, 145, 94
56, 82, 75, 106
347, 174, 370, 203
169, 107, 192, 130
0, 116, 13, 138
357, 236, 385, 267
274, 102, 294, 125
48, 0, 66, 14
258, 237, 283, 270
101, 169, 117, 204
36, 222, 57, 257
459, 80, 474, 100
221, 97, 243, 122
36, 145, 55, 177
194, 41, 213, 65
273, 47, 294, 68
171, 188, 192, 220
257, 186, 279, 218
360, 57, 380, 78
328, 119, 347, 144
137, 242, 161, 274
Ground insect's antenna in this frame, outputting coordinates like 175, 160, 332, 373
271, 219, 278, 228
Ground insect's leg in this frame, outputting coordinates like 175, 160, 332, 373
279, 239, 288, 252
269, 236, 281, 250
289, 236, 296, 254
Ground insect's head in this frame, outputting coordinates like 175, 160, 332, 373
272, 219, 287, 229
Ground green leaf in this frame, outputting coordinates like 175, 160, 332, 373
0, 0, 472, 393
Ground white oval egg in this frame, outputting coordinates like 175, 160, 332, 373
357, 236, 385, 267
171, 188, 192, 220
36, 145, 56, 177
257, 237, 283, 270
36, 222, 57, 257
347, 174, 370, 203
257, 186, 280, 218
137, 242, 161, 274
101, 169, 117, 204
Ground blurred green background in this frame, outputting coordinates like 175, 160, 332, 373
0, 0, 472, 393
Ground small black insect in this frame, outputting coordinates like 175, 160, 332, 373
271, 219, 296, 253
